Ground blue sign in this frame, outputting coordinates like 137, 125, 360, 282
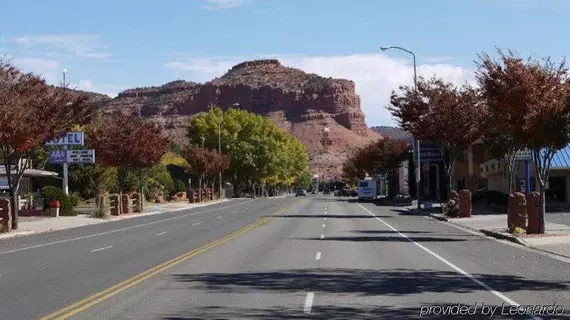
48, 150, 68, 164
419, 143, 443, 162
45, 132, 85, 146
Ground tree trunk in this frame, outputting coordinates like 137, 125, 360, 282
9, 188, 19, 230
117, 167, 128, 215
539, 186, 546, 234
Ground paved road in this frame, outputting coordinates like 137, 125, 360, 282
49, 196, 569, 320
547, 211, 570, 227
0, 197, 293, 320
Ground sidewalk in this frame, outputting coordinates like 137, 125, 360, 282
0, 199, 230, 240
428, 212, 570, 259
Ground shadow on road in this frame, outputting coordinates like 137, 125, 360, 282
169, 268, 570, 295
295, 236, 468, 242
162, 268, 569, 319
275, 215, 378, 219
352, 229, 431, 234
161, 304, 562, 320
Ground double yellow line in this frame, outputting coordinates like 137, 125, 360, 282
39, 204, 290, 320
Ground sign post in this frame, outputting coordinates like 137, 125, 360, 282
514, 149, 532, 194
46, 132, 94, 195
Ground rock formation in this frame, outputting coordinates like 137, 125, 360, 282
98, 59, 381, 178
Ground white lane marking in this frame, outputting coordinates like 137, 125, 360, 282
315, 252, 321, 260
217, 215, 223, 219
320, 234, 324, 239
324, 217, 327, 220
90, 246, 113, 253
0, 200, 253, 255
193, 221, 202, 226
304, 292, 314, 313
322, 224, 326, 228
356, 203, 543, 320
156, 231, 167, 236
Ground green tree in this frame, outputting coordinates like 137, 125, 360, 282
188, 107, 309, 196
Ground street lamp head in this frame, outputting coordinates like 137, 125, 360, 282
232, 103, 240, 106
380, 46, 391, 51
62, 68, 67, 74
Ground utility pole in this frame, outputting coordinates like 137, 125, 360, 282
62, 69, 69, 196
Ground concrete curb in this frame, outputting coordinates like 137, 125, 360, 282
421, 211, 570, 259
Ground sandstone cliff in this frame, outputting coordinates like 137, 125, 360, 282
100, 59, 380, 179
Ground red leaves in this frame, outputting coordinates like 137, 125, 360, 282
184, 145, 230, 176
86, 115, 168, 169
342, 138, 409, 180
0, 60, 94, 151
476, 49, 570, 149
388, 77, 485, 147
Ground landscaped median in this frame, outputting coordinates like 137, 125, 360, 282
426, 212, 570, 259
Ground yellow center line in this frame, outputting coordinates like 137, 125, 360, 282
38, 202, 292, 320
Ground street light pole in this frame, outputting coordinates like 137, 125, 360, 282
381, 46, 421, 210
62, 68, 69, 196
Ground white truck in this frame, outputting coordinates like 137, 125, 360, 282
357, 178, 380, 201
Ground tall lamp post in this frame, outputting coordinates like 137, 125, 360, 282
61, 68, 69, 196
380, 46, 421, 210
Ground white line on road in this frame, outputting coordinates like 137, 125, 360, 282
322, 224, 326, 228
90, 246, 113, 253
356, 203, 543, 320
320, 234, 324, 239
324, 217, 327, 220
192, 221, 202, 226
0, 200, 252, 255
304, 292, 314, 313
217, 215, 223, 219
156, 231, 168, 236
316, 252, 321, 260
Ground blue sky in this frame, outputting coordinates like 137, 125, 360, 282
1, 0, 569, 126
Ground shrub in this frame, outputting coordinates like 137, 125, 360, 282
69, 193, 81, 207
41, 186, 76, 216
174, 179, 187, 192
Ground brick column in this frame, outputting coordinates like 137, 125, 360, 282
459, 189, 472, 218
121, 194, 131, 214
0, 198, 11, 233
110, 195, 120, 216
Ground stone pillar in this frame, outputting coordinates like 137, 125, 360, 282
132, 193, 142, 213
510, 192, 527, 232
526, 192, 540, 234
459, 189, 472, 218
95, 194, 110, 216
121, 194, 131, 214
110, 195, 120, 216
189, 189, 197, 203
0, 198, 12, 233
209, 189, 214, 201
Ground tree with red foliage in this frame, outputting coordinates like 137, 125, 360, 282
87, 115, 168, 209
0, 60, 94, 229
388, 77, 485, 195
342, 138, 409, 183
185, 145, 230, 192
477, 49, 570, 233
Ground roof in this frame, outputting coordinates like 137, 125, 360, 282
551, 145, 570, 169
0, 167, 58, 177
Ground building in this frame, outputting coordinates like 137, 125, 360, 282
0, 159, 59, 204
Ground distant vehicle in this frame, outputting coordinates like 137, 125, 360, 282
296, 189, 307, 197
357, 179, 380, 201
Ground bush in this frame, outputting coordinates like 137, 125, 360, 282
41, 186, 76, 216
174, 179, 187, 192
69, 193, 81, 207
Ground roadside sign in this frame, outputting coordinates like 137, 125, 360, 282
67, 149, 95, 164
47, 149, 95, 164
45, 132, 85, 146
48, 150, 68, 164
514, 149, 532, 161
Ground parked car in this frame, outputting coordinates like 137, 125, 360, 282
296, 189, 307, 197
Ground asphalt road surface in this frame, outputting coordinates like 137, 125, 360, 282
1, 196, 569, 319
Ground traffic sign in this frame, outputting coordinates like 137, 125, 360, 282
46, 132, 85, 146
48, 150, 68, 164
67, 149, 95, 164
514, 149, 532, 161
